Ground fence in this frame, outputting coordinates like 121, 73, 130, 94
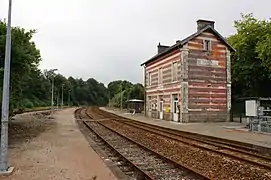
249, 117, 271, 133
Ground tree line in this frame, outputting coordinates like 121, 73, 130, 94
227, 14, 271, 114
107, 80, 144, 108
0, 20, 144, 114
0, 20, 109, 115
0, 13, 271, 115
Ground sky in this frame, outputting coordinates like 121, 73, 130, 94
0, 0, 270, 85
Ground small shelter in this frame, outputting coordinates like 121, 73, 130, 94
127, 99, 144, 113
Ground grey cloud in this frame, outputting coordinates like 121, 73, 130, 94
0, 0, 270, 85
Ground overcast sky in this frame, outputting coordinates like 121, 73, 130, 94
0, 0, 270, 85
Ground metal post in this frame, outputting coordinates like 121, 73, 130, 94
108, 91, 111, 108
50, 69, 57, 113
61, 84, 64, 108
68, 90, 71, 107
0, 0, 13, 173
120, 84, 123, 111
57, 91, 59, 109
51, 78, 54, 112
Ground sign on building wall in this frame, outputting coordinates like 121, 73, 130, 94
197, 59, 219, 67
165, 106, 170, 113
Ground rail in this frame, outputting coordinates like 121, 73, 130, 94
87, 107, 271, 179
76, 107, 209, 180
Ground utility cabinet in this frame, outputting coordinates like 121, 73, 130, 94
245, 98, 271, 133
245, 100, 258, 117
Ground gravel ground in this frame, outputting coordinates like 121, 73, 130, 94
87, 121, 204, 180
0, 109, 116, 180
101, 120, 271, 180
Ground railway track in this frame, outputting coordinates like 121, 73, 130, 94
119, 120, 271, 169
97, 108, 271, 157
85, 107, 271, 179
76, 108, 209, 180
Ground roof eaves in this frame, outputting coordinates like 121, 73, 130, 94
141, 25, 235, 66
209, 26, 236, 52
180, 25, 235, 52
140, 43, 182, 66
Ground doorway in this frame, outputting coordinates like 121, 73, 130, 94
159, 100, 163, 119
172, 95, 179, 122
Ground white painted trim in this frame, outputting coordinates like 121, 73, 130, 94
203, 39, 212, 51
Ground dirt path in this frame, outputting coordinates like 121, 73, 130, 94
1, 108, 116, 180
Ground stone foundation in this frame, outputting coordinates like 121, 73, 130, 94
187, 111, 228, 122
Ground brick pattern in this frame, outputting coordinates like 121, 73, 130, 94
185, 32, 228, 121
144, 31, 230, 122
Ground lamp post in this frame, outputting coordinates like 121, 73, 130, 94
68, 90, 71, 107
0, 0, 14, 173
61, 84, 64, 108
108, 91, 111, 108
57, 91, 59, 109
120, 83, 123, 111
51, 69, 58, 113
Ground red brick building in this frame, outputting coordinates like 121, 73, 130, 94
141, 20, 235, 123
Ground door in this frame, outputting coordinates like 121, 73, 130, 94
172, 95, 179, 122
159, 101, 163, 119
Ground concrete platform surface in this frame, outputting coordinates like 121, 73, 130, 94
101, 107, 271, 148
3, 108, 116, 180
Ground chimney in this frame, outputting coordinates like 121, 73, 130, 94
157, 43, 170, 54
197, 19, 215, 31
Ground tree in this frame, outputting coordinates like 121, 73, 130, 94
108, 80, 144, 108
228, 13, 271, 99
0, 21, 109, 114
0, 21, 42, 112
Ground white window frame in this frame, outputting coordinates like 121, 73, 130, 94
172, 62, 178, 82
204, 39, 211, 51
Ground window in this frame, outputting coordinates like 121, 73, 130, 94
148, 72, 152, 86
158, 68, 162, 84
172, 62, 178, 81
204, 40, 211, 51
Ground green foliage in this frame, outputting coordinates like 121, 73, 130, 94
108, 80, 133, 96
108, 80, 144, 108
228, 13, 271, 99
0, 21, 109, 115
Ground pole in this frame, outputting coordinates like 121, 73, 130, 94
57, 91, 59, 109
61, 84, 64, 108
68, 91, 71, 107
120, 84, 123, 111
51, 78, 54, 112
109, 91, 110, 108
0, 0, 12, 172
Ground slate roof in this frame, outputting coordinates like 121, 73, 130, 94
140, 25, 235, 66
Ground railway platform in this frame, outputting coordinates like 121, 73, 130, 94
101, 107, 271, 148
3, 108, 116, 180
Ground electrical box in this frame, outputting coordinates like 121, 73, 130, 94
244, 98, 271, 133
245, 100, 258, 117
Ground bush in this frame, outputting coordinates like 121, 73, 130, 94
21, 98, 34, 109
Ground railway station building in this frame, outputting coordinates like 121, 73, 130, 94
141, 20, 235, 123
